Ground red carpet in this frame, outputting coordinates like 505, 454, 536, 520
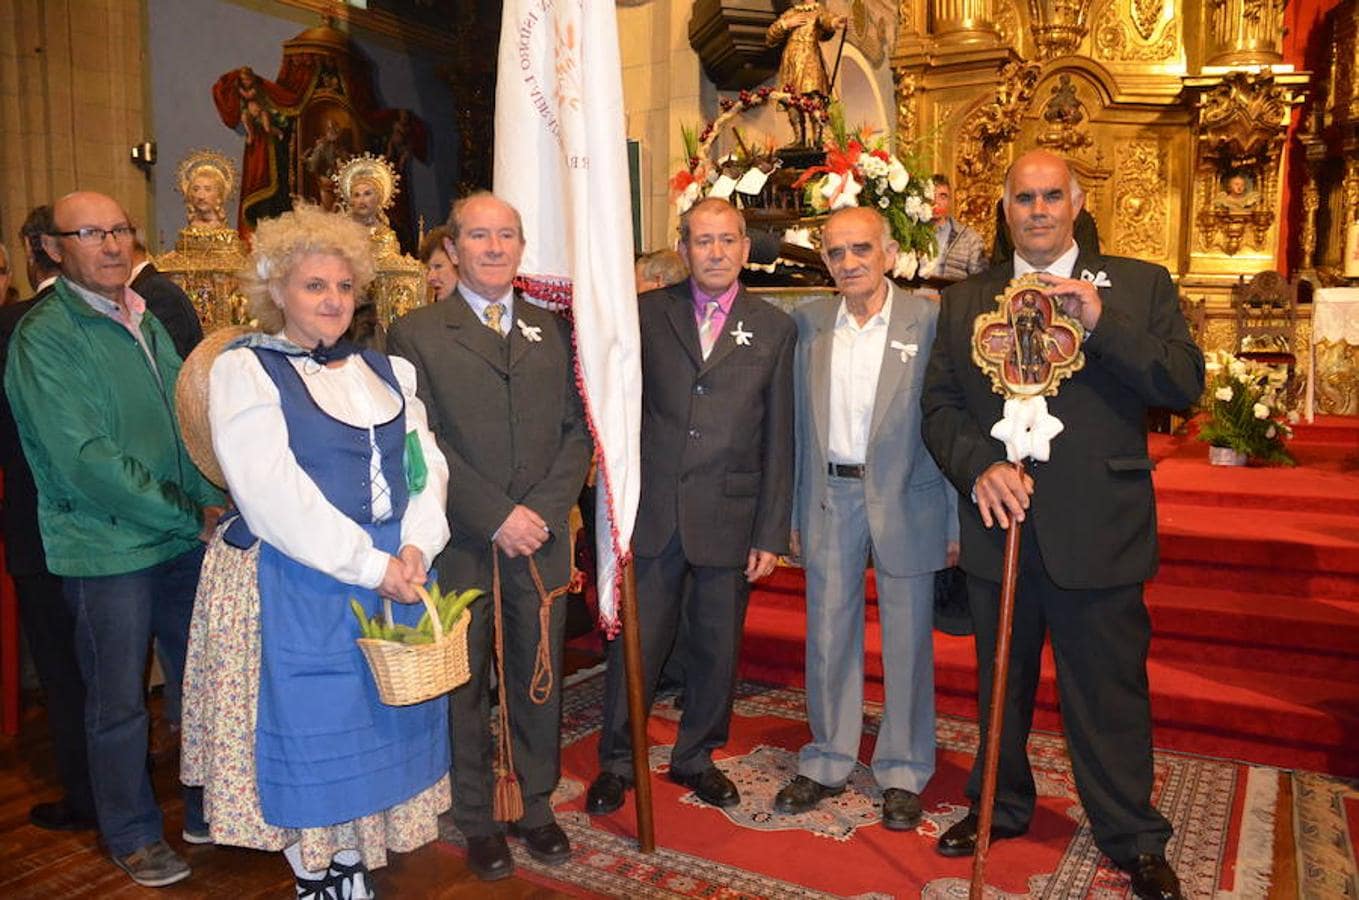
438, 671, 1357, 897
740, 417, 1359, 778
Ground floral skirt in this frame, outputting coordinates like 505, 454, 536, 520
181, 534, 451, 872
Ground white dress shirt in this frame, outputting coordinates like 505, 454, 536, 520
460, 284, 515, 336
209, 347, 451, 589
1013, 240, 1079, 279
827, 283, 894, 465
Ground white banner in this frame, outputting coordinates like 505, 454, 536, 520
494, 0, 641, 631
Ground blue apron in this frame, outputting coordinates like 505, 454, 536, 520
235, 348, 448, 828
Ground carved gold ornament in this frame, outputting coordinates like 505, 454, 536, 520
972, 273, 1086, 398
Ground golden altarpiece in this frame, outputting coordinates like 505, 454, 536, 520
887, 0, 1350, 401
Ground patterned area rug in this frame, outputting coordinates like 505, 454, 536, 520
439, 669, 1359, 898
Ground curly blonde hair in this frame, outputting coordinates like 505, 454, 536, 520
240, 205, 376, 332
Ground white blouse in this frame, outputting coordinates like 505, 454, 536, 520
208, 347, 451, 590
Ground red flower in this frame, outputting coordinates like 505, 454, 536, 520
669, 169, 696, 193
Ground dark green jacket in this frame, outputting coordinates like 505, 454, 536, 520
4, 278, 222, 576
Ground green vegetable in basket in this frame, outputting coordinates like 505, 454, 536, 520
350, 582, 482, 645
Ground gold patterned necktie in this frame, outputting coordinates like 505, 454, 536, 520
484, 301, 505, 336
698, 299, 720, 360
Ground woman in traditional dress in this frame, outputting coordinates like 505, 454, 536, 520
181, 205, 452, 899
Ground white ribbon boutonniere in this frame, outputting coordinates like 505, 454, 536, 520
1080, 269, 1112, 288
890, 340, 918, 363
730, 321, 753, 346
517, 319, 542, 343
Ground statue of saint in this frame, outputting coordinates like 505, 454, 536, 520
1214, 171, 1261, 212
157, 150, 250, 331
765, 1, 846, 147
333, 153, 424, 328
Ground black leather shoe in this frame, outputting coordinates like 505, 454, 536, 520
773, 775, 844, 814
29, 801, 97, 832
669, 765, 740, 808
465, 833, 514, 881
507, 821, 571, 866
935, 810, 1027, 857
586, 772, 630, 815
1126, 854, 1183, 900
881, 788, 922, 831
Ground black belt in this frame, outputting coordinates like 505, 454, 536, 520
828, 462, 865, 479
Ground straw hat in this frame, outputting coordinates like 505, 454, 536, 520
176, 326, 253, 489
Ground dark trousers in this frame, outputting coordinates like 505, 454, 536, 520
64, 546, 206, 856
964, 525, 1171, 866
598, 530, 750, 778
447, 551, 567, 838
15, 569, 94, 817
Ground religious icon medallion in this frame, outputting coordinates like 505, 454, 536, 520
971, 272, 1086, 398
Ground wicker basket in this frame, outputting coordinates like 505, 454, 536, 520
356, 585, 472, 706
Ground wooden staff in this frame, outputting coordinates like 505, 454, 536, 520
828, 21, 849, 97
619, 559, 655, 852
970, 461, 1025, 899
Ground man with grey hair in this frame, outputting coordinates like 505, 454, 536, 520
5, 191, 224, 887
774, 205, 958, 827
922, 150, 1201, 899
387, 191, 591, 882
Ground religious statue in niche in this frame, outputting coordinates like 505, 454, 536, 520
211, 21, 428, 249
1036, 74, 1093, 155
1213, 170, 1261, 211
156, 149, 250, 332
766, 1, 847, 147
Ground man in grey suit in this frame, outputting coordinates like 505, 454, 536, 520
586, 197, 796, 814
387, 192, 592, 882
773, 206, 958, 828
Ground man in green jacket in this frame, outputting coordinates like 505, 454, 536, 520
5, 192, 223, 889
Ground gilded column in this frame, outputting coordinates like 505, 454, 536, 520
1205, 0, 1286, 66
931, 0, 1002, 46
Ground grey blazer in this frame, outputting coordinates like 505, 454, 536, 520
791, 283, 958, 578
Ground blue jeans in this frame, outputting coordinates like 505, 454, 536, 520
65, 545, 206, 856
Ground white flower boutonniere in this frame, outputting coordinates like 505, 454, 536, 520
1080, 269, 1112, 288
730, 321, 753, 346
890, 340, 918, 363
517, 319, 542, 342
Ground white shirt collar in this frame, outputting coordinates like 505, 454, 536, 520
36, 275, 58, 293
1013, 240, 1080, 280
128, 259, 151, 283
834, 279, 894, 331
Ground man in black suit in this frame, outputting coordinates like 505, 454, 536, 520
922, 150, 1203, 900
129, 240, 202, 359
1, 206, 95, 831
387, 192, 591, 882
586, 197, 796, 814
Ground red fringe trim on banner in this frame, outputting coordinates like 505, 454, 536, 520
568, 313, 629, 640
515, 274, 575, 311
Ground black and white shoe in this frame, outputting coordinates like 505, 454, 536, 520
329, 858, 376, 899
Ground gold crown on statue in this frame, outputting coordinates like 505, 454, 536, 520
333, 152, 400, 212
175, 149, 238, 201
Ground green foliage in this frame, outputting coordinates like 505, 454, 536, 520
351, 582, 483, 645
1195, 350, 1295, 465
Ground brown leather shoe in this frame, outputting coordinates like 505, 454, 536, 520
773, 775, 845, 814
669, 765, 740, 808
935, 810, 1027, 857
1126, 854, 1183, 900
881, 788, 922, 831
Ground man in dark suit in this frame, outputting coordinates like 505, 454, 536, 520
129, 240, 202, 360
1, 206, 95, 832
922, 150, 1203, 900
585, 197, 795, 814
386, 192, 591, 882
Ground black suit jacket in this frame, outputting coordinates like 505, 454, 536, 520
922, 250, 1204, 590
0, 286, 55, 574
634, 283, 796, 568
131, 262, 203, 360
386, 291, 592, 587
